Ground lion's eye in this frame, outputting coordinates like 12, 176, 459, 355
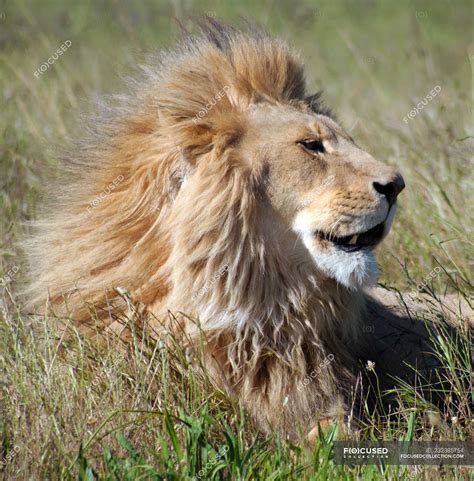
299, 139, 326, 154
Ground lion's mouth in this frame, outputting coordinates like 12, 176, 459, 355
317, 221, 386, 252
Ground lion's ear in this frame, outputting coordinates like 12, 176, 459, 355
305, 92, 335, 119
165, 110, 244, 167
171, 118, 243, 193
178, 121, 216, 160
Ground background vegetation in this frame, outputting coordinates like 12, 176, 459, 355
0, 0, 472, 479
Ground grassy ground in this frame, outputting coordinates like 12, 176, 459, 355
0, 0, 472, 479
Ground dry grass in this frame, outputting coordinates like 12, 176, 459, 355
0, 0, 472, 479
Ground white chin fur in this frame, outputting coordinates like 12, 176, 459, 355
293, 205, 398, 289
310, 247, 378, 289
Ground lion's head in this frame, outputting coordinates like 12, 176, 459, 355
232, 103, 404, 289
156, 29, 404, 318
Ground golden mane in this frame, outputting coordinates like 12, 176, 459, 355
27, 21, 307, 316
26, 21, 363, 435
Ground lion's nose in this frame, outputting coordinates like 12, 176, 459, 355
373, 174, 405, 205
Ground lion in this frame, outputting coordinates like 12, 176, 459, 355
25, 21, 463, 438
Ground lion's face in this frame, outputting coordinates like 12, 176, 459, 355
239, 103, 405, 288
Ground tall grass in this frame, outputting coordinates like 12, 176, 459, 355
0, 0, 472, 478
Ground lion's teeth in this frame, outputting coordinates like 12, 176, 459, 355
348, 235, 358, 245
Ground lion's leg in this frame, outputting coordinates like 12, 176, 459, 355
306, 417, 335, 444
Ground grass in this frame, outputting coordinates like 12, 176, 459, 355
0, 0, 472, 479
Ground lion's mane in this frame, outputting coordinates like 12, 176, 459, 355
26, 21, 364, 435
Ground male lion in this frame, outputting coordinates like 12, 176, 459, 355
26, 21, 463, 438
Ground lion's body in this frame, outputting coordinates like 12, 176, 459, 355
26, 22, 415, 436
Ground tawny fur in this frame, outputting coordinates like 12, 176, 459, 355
25, 22, 393, 436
